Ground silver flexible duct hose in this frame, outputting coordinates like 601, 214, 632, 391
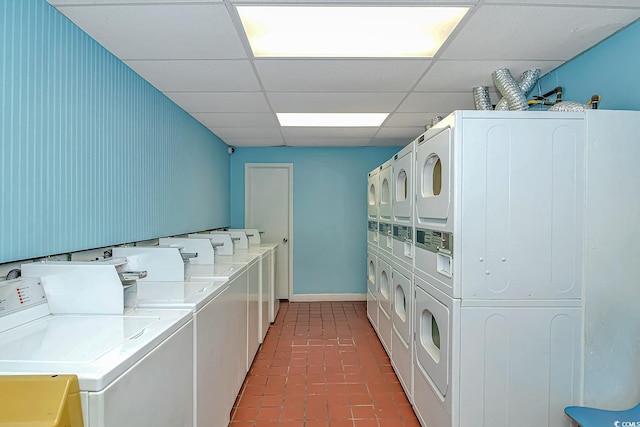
548, 101, 588, 112
473, 86, 493, 110
494, 68, 542, 111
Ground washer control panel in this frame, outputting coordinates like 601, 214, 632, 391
368, 220, 378, 233
0, 278, 47, 316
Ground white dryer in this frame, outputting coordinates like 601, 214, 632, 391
390, 263, 413, 400
391, 141, 415, 271
136, 279, 246, 427
366, 248, 378, 330
376, 252, 393, 354
413, 275, 582, 427
0, 278, 194, 427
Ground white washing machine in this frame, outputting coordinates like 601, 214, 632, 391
366, 248, 378, 331
391, 263, 413, 400
0, 277, 194, 427
391, 140, 415, 272
204, 252, 261, 372
136, 279, 246, 427
376, 252, 393, 354
237, 246, 274, 343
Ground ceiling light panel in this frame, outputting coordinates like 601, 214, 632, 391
277, 113, 388, 127
237, 6, 469, 57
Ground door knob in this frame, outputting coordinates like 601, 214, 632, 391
283, 238, 288, 243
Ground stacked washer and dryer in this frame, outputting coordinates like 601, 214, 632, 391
368, 146, 416, 401
369, 110, 640, 427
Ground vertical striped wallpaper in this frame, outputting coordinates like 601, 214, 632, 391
0, 0, 230, 263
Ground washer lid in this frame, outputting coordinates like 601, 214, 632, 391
186, 262, 247, 280
136, 280, 229, 311
0, 309, 191, 392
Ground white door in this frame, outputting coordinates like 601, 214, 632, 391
245, 164, 292, 300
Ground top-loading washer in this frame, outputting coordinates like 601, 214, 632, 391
136, 279, 246, 427
391, 140, 415, 272
0, 276, 194, 427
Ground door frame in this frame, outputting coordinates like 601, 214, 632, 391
245, 163, 293, 300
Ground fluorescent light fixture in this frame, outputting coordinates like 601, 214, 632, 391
237, 6, 468, 57
277, 113, 388, 127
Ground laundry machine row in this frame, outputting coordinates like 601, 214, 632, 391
367, 139, 418, 403
369, 110, 640, 427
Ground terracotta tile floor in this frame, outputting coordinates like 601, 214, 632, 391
230, 301, 421, 427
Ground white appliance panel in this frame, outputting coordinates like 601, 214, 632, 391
86, 322, 194, 427
458, 304, 581, 427
459, 117, 584, 300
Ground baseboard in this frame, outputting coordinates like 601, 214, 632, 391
289, 293, 367, 302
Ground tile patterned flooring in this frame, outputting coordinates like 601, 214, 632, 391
230, 301, 421, 427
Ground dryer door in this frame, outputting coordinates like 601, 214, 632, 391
367, 251, 377, 296
378, 162, 393, 221
392, 268, 412, 345
415, 283, 450, 397
367, 170, 379, 220
377, 258, 392, 318
393, 149, 413, 222
416, 128, 451, 222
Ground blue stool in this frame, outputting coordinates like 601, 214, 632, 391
565, 403, 640, 427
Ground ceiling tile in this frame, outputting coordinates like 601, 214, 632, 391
255, 59, 430, 91
56, 4, 245, 60
224, 137, 285, 147
166, 92, 270, 113
266, 92, 407, 113
416, 60, 563, 91
284, 138, 374, 147
397, 92, 477, 113
193, 113, 278, 128
384, 112, 450, 127
281, 127, 380, 138
441, 5, 640, 60
208, 127, 282, 139
124, 60, 260, 92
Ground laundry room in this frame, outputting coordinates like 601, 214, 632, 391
1, 1, 640, 427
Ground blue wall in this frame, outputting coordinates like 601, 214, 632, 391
230, 147, 399, 296
538, 19, 640, 110
0, 1, 230, 263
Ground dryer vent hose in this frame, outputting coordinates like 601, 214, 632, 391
474, 68, 541, 111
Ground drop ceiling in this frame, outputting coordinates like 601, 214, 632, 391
47, 0, 640, 147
